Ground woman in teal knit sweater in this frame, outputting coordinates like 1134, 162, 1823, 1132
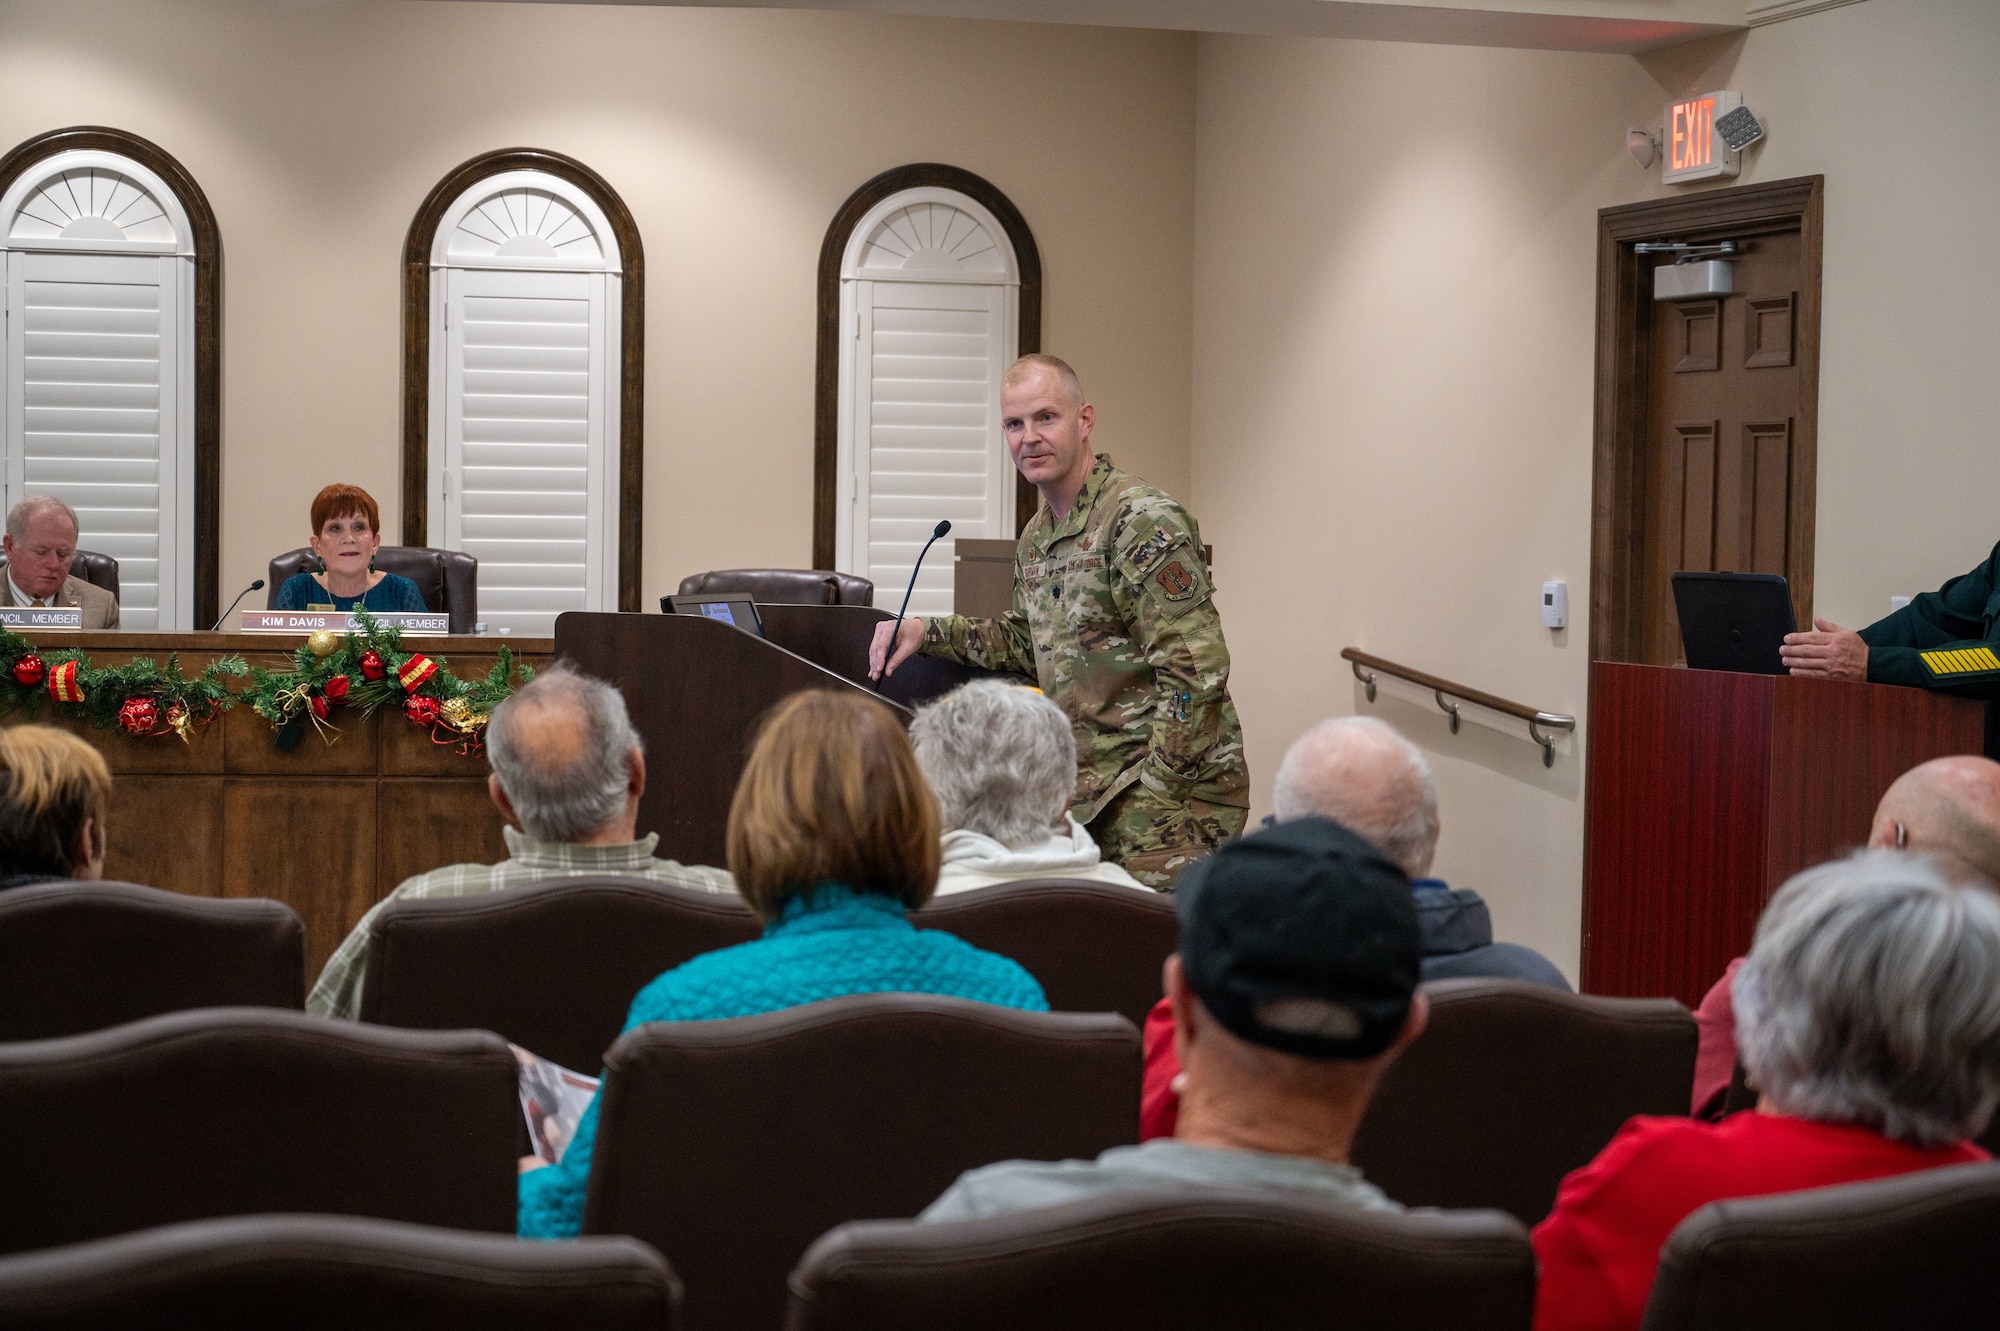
517, 689, 1047, 1238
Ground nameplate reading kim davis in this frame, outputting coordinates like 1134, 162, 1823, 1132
241, 611, 451, 636
0, 607, 84, 629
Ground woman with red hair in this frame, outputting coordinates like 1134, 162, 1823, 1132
273, 483, 428, 613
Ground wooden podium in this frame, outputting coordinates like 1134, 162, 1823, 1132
556, 606, 1014, 869
1583, 662, 1985, 1005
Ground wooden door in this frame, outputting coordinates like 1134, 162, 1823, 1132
1640, 229, 1808, 664
1589, 177, 1823, 669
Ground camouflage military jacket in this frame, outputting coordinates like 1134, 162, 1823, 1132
921, 454, 1249, 822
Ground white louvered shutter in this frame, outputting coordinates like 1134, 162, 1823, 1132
427, 173, 621, 639
2, 154, 196, 628
850, 280, 1010, 616
4, 251, 182, 628
437, 265, 611, 638
836, 190, 1020, 615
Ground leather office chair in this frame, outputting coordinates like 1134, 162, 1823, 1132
913, 879, 1178, 1028
1350, 978, 1696, 1224
582, 994, 1140, 1331
361, 875, 761, 1072
0, 1007, 519, 1255
1639, 1160, 2000, 1331
267, 546, 480, 634
0, 881, 303, 1042
0, 1213, 680, 1331
787, 1189, 1535, 1331
674, 569, 874, 607
0, 551, 120, 599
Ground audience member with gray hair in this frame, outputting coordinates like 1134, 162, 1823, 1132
1532, 849, 2000, 1331
1140, 715, 1564, 1140
910, 680, 1143, 894
308, 663, 734, 1019
1272, 715, 1564, 988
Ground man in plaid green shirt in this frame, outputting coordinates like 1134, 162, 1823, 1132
309, 664, 734, 1020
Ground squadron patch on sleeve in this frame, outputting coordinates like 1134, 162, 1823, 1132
1920, 645, 2000, 678
1156, 560, 1198, 601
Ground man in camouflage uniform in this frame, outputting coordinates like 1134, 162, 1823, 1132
871, 355, 1248, 887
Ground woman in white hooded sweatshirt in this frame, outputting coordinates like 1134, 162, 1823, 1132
911, 680, 1148, 895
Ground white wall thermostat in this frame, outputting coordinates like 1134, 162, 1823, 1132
1542, 581, 1569, 630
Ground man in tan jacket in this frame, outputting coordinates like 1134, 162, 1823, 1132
0, 497, 119, 629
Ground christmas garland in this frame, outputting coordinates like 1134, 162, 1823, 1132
244, 610, 532, 754
0, 626, 246, 740
0, 613, 529, 755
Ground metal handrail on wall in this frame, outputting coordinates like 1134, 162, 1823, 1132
1341, 647, 1576, 768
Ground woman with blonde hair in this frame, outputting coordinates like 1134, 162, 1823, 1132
0, 725, 112, 888
518, 689, 1047, 1238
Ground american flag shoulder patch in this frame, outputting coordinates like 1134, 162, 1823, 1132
1919, 645, 2000, 678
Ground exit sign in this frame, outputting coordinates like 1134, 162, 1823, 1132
1664, 91, 1743, 184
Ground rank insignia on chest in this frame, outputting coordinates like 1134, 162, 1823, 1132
1920, 646, 2000, 678
1156, 560, 1198, 600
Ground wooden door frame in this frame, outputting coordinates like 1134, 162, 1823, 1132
1589, 175, 1824, 663
812, 163, 1042, 573
0, 126, 224, 628
401, 148, 645, 612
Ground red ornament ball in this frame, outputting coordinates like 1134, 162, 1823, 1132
404, 694, 441, 727
310, 694, 330, 721
323, 675, 351, 705
11, 654, 45, 686
359, 649, 385, 682
118, 695, 160, 736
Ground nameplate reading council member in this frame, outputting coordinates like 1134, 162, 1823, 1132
870, 355, 1248, 888
0, 497, 119, 629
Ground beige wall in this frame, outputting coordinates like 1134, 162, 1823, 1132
0, 0, 1196, 610
1190, 0, 2000, 982
1632, 0, 2000, 630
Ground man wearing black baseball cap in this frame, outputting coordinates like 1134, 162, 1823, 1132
920, 817, 1430, 1221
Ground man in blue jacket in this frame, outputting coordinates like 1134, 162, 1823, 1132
1780, 540, 2000, 756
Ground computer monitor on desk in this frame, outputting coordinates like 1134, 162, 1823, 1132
663, 594, 765, 638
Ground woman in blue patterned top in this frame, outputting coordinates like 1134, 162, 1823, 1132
271, 484, 429, 614
517, 689, 1048, 1239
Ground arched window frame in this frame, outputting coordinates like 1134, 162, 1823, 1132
814, 164, 1042, 572
0, 126, 222, 627
401, 148, 643, 613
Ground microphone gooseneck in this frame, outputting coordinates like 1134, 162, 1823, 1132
210, 578, 267, 632
877, 519, 951, 693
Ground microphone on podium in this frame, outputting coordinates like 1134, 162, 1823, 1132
210, 579, 266, 632
876, 519, 951, 693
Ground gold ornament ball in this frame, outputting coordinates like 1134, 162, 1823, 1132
306, 629, 340, 658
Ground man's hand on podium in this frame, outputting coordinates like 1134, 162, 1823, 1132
1780, 617, 1869, 681
869, 616, 927, 680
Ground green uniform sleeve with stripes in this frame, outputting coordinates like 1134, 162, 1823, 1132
1859, 540, 2000, 698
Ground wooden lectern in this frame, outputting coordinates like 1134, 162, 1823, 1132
555, 606, 1013, 869
1583, 662, 1985, 1006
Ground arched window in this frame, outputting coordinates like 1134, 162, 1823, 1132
0, 128, 220, 629
815, 165, 1041, 613
402, 150, 642, 636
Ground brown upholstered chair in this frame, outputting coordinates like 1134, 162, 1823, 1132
1639, 1161, 2000, 1331
673, 569, 874, 607
0, 1213, 680, 1330
0, 550, 119, 599
913, 879, 1178, 1028
786, 1189, 1535, 1331
360, 875, 760, 1072
0, 1007, 520, 1255
0, 881, 303, 1042
267, 546, 479, 634
1351, 977, 1696, 1224
582, 994, 1140, 1331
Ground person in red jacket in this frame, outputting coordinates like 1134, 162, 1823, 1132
1532, 850, 2000, 1331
